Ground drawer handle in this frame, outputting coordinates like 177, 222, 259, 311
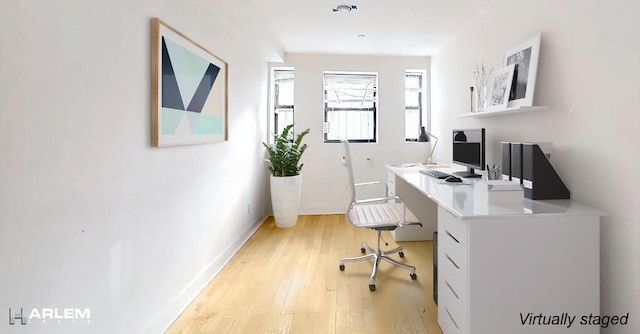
445, 280, 460, 300
445, 307, 460, 330
445, 253, 460, 269
446, 230, 460, 244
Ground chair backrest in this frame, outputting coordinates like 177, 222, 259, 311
341, 140, 357, 207
341, 140, 419, 229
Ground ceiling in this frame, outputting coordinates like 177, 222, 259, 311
250, 0, 487, 57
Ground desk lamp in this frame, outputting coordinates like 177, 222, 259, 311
418, 127, 438, 165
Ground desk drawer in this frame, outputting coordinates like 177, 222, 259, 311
441, 227, 468, 274
441, 256, 468, 307
439, 304, 466, 334
438, 209, 468, 248
441, 282, 468, 333
438, 308, 458, 334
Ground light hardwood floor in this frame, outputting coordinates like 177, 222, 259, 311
166, 215, 442, 334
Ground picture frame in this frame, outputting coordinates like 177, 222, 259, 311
151, 18, 228, 147
503, 32, 541, 108
486, 64, 516, 111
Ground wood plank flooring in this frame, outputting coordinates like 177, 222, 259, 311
166, 215, 442, 334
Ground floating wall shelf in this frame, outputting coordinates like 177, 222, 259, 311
455, 106, 550, 118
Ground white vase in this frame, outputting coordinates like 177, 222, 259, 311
270, 175, 302, 228
476, 85, 487, 112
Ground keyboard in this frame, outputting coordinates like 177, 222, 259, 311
419, 169, 451, 179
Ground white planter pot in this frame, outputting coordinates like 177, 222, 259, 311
270, 174, 302, 228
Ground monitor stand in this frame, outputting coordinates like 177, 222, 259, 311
453, 168, 483, 179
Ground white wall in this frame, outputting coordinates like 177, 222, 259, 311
0, 1, 279, 333
278, 54, 431, 214
431, 0, 639, 333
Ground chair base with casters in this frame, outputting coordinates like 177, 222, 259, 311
339, 226, 418, 291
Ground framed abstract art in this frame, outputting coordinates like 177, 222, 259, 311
151, 18, 228, 147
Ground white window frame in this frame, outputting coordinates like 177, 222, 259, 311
270, 67, 295, 141
323, 71, 378, 143
405, 69, 428, 142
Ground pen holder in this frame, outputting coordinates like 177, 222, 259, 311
486, 165, 501, 180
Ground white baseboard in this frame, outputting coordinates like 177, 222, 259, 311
143, 215, 267, 334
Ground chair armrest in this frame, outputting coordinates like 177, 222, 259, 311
401, 222, 423, 228
354, 181, 388, 195
353, 196, 399, 205
354, 181, 385, 187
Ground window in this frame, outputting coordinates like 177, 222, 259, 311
272, 68, 294, 137
405, 70, 427, 141
323, 72, 377, 143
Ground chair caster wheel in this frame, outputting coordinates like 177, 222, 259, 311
410, 273, 417, 280
399, 251, 405, 258
360, 247, 366, 254
339, 264, 345, 271
369, 284, 376, 291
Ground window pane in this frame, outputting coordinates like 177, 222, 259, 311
276, 81, 294, 106
405, 75, 421, 89
325, 110, 374, 141
275, 109, 294, 135
405, 109, 420, 140
274, 70, 294, 107
405, 90, 420, 108
272, 69, 294, 137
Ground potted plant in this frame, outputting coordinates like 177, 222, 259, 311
262, 124, 310, 228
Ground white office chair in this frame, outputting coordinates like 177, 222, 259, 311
338, 140, 422, 291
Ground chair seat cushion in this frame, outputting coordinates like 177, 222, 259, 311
349, 202, 419, 228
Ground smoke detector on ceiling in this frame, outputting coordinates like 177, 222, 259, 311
332, 4, 357, 13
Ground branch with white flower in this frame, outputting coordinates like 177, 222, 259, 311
471, 61, 498, 89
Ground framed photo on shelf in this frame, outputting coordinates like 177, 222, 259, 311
503, 32, 541, 108
151, 18, 228, 147
486, 64, 516, 111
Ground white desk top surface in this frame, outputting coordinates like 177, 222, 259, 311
387, 164, 605, 220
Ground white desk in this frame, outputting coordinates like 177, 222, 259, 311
387, 165, 604, 334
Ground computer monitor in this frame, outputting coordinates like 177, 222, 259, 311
452, 128, 485, 178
